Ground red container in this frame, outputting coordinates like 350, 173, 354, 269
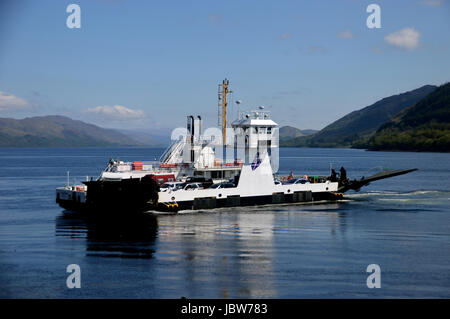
132, 161, 143, 170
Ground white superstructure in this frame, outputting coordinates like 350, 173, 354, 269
158, 151, 338, 207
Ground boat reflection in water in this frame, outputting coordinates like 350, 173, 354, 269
55, 211, 158, 259
153, 208, 279, 298
54, 204, 349, 298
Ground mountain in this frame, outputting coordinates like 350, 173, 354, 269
300, 129, 319, 136
365, 82, 450, 152
279, 126, 317, 143
0, 115, 143, 147
118, 129, 171, 148
281, 85, 438, 147
279, 126, 305, 140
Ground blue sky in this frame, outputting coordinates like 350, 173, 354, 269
0, 0, 449, 132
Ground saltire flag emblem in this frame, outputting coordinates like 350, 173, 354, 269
251, 152, 262, 171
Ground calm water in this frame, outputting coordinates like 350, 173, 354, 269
0, 147, 449, 298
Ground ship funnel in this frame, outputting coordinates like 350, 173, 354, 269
187, 115, 195, 138
197, 115, 202, 138
186, 116, 191, 136
188, 115, 195, 162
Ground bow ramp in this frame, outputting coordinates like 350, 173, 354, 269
338, 168, 418, 193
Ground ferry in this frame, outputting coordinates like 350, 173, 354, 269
56, 79, 417, 214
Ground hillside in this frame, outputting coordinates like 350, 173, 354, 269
365, 82, 450, 152
281, 85, 437, 147
0, 115, 142, 147
118, 129, 171, 148
279, 126, 317, 143
300, 129, 319, 136
279, 126, 304, 143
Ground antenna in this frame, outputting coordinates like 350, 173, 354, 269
236, 100, 241, 119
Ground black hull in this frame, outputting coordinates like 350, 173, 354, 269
56, 198, 87, 212
57, 188, 343, 214
158, 191, 343, 212
60, 176, 160, 215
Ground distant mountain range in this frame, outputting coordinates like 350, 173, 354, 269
2, 82, 448, 152
363, 82, 450, 152
0, 115, 317, 148
0, 116, 145, 147
279, 126, 317, 142
281, 84, 441, 149
117, 128, 171, 148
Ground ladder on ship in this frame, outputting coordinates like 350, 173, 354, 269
160, 140, 185, 164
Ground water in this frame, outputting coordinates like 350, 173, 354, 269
0, 147, 449, 298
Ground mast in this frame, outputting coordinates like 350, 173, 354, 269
218, 78, 232, 146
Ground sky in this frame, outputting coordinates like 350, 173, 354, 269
0, 0, 449, 133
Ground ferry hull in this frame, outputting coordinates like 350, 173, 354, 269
56, 154, 343, 214
57, 175, 160, 215
158, 191, 343, 212
57, 188, 343, 214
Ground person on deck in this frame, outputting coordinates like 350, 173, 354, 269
330, 168, 337, 182
340, 166, 347, 182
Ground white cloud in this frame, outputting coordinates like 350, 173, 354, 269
337, 29, 354, 39
0, 91, 30, 111
384, 27, 421, 50
420, 0, 444, 6
87, 105, 145, 120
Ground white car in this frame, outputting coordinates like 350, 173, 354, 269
175, 182, 203, 191
160, 182, 183, 192
209, 182, 235, 189
282, 178, 310, 185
